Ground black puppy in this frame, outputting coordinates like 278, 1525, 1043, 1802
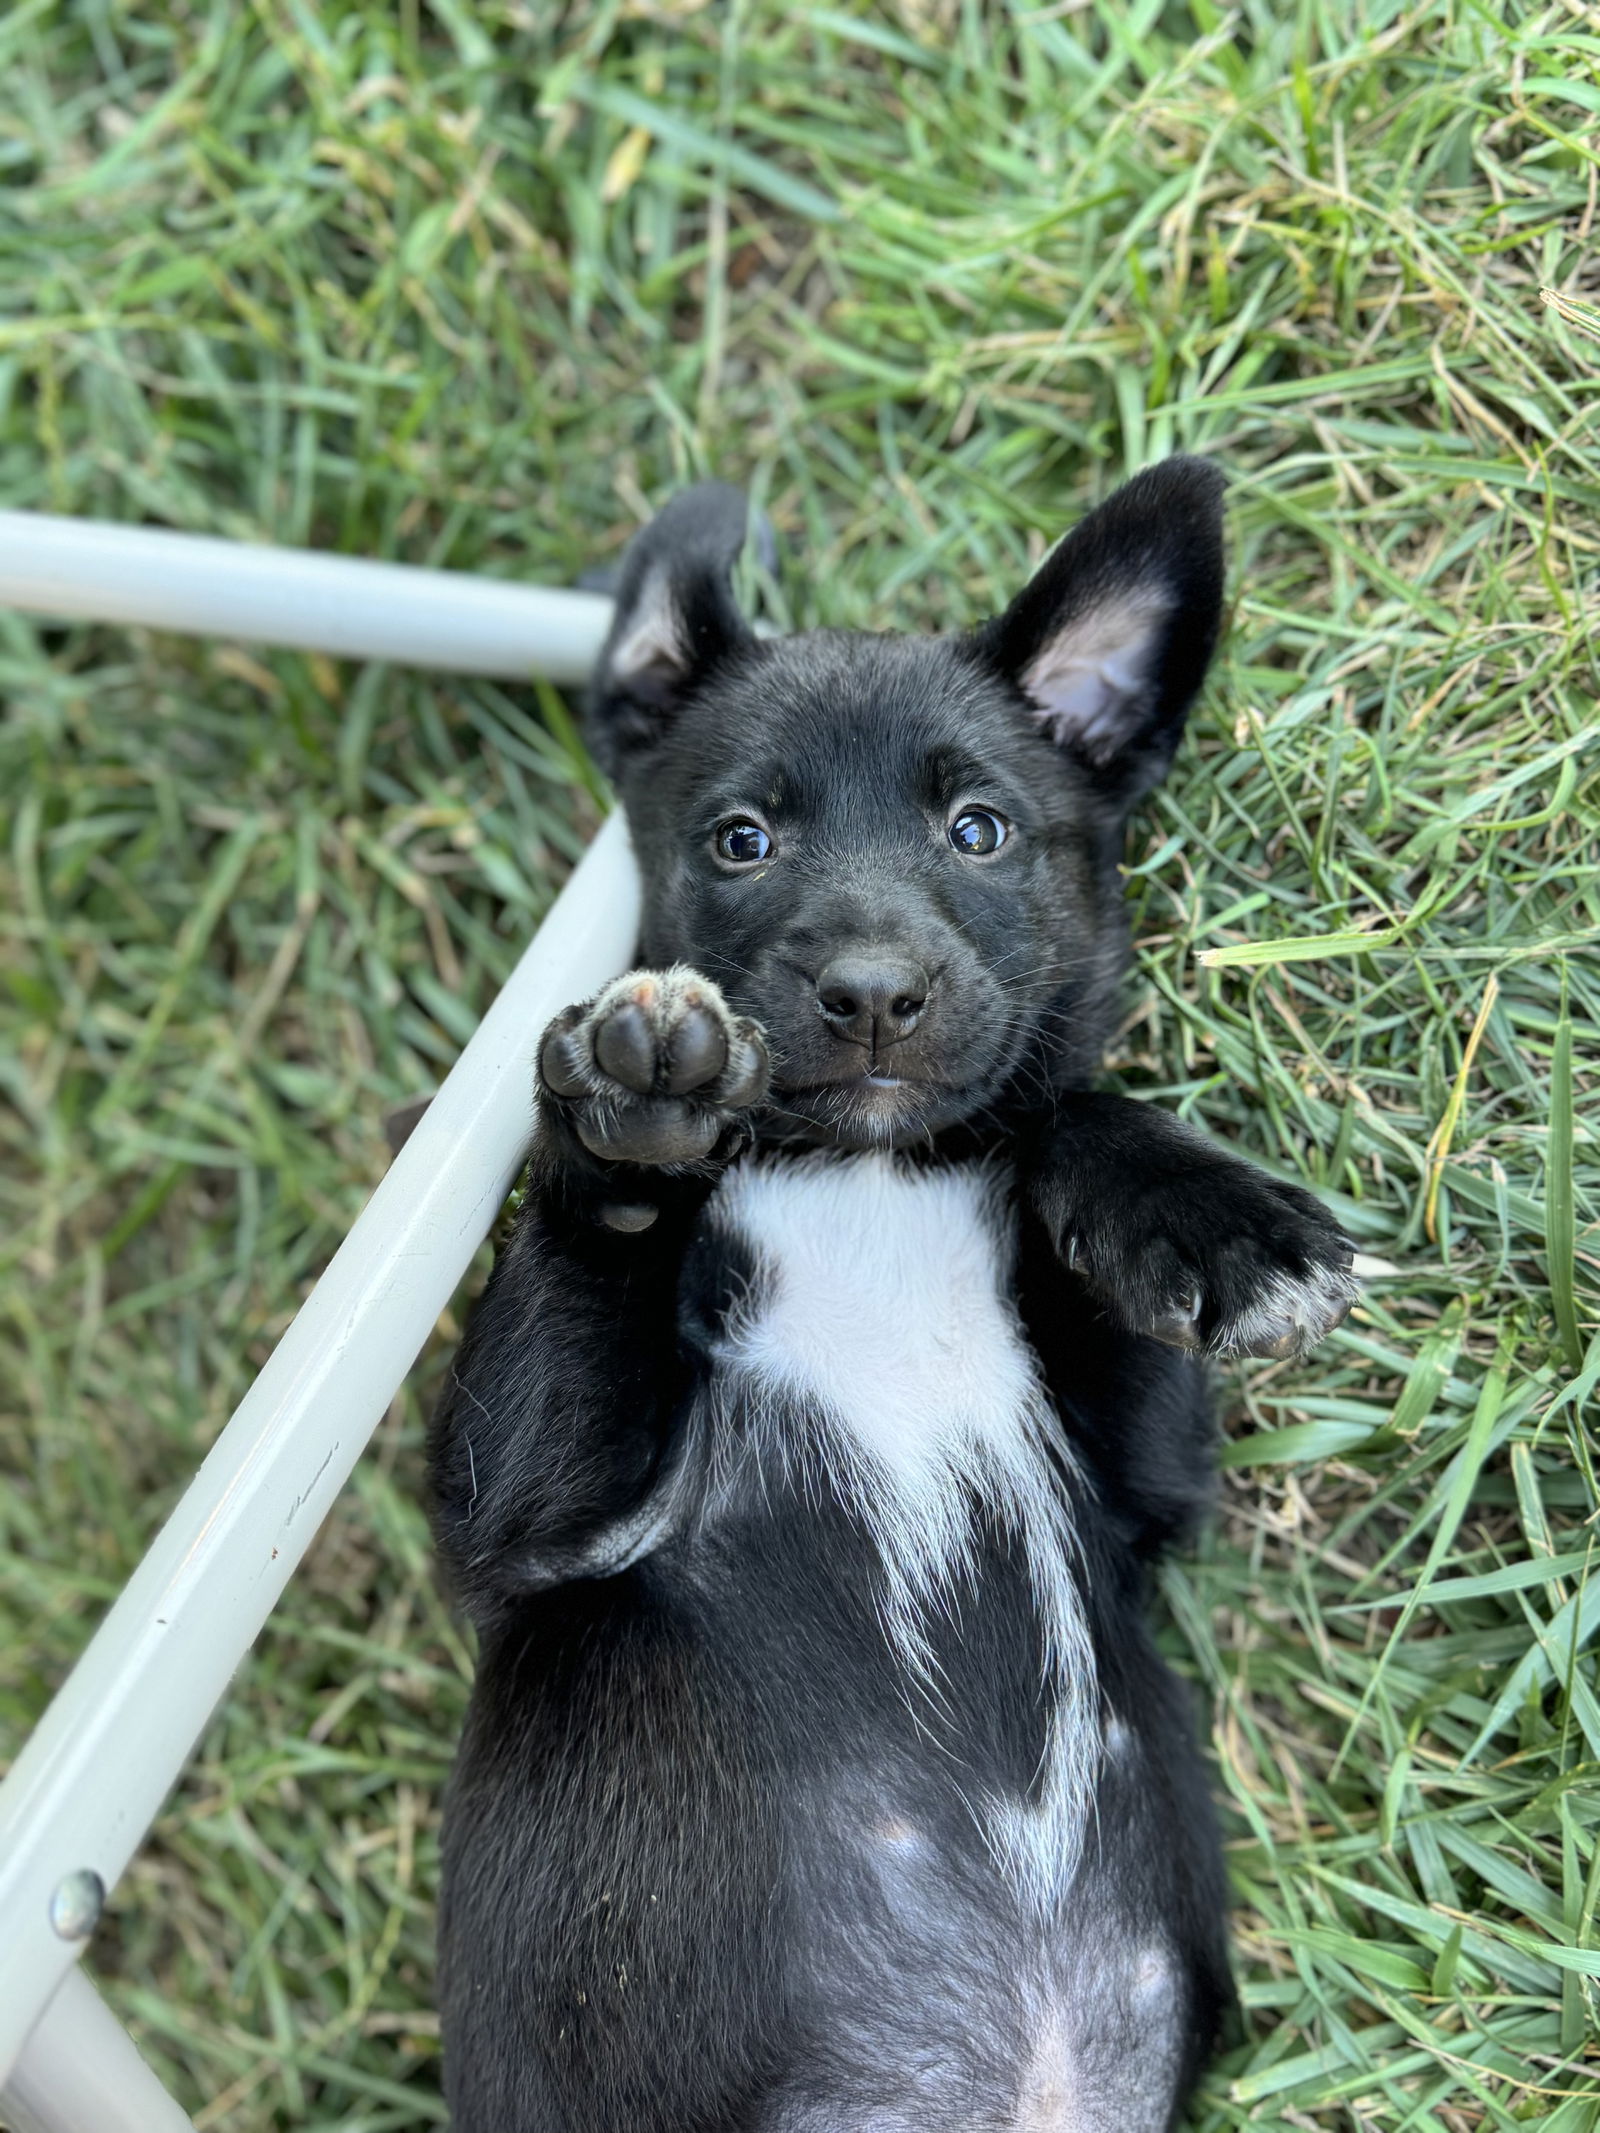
428, 463, 1357, 2132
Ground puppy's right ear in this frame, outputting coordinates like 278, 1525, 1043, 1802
586, 482, 755, 773
973, 456, 1226, 803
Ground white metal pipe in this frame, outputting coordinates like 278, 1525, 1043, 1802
0, 510, 614, 682
0, 1969, 195, 2133
0, 812, 641, 2078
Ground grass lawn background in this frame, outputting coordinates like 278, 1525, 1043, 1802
2, 2, 1598, 2126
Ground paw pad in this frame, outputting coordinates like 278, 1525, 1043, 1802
538, 967, 769, 1169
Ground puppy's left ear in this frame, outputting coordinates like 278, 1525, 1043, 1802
974, 456, 1226, 799
587, 481, 756, 774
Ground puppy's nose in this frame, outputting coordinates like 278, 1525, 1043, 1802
816, 956, 929, 1051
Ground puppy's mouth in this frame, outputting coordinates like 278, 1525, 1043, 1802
764, 1067, 969, 1150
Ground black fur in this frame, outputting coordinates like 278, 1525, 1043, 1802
428, 463, 1356, 2131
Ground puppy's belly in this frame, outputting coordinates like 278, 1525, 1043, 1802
697, 1154, 1185, 2125
762, 1806, 1187, 2133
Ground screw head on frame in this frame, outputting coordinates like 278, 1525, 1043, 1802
49, 1868, 105, 1941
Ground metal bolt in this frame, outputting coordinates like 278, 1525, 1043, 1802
49, 1868, 104, 1941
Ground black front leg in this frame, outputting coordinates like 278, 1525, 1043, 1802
1028, 1093, 1358, 1361
428, 968, 769, 1624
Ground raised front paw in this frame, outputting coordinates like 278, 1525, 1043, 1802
1069, 1167, 1359, 1362
538, 967, 770, 1168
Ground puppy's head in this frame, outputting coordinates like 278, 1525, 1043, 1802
586, 464, 1225, 1150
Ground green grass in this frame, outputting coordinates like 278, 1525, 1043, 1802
2, 2, 1597, 2126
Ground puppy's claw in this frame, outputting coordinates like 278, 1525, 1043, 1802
1149, 1289, 1205, 1352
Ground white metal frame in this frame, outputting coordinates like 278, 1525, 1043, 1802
0, 515, 635, 2129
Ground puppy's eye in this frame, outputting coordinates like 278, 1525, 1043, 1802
716, 820, 773, 864
949, 809, 1008, 856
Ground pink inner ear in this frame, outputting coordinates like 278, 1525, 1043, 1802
608, 565, 689, 686
1020, 590, 1169, 759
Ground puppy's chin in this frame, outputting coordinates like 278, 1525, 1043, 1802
765, 1075, 977, 1152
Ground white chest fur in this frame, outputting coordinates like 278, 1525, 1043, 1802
710, 1153, 1041, 1474
707, 1152, 1099, 1910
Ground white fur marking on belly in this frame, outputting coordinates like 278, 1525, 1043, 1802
709, 1152, 1099, 1910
